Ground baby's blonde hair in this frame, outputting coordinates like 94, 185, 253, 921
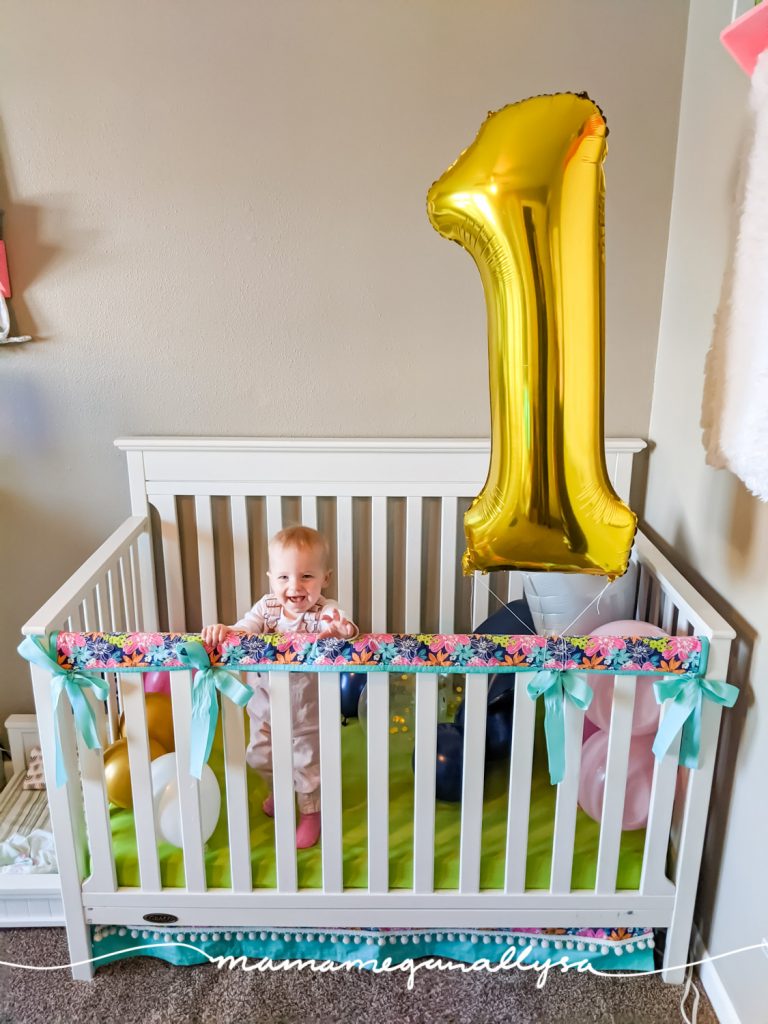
269, 526, 331, 568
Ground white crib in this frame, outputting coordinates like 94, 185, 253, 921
20, 437, 735, 982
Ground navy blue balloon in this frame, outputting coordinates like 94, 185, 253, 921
454, 698, 513, 761
434, 723, 464, 802
474, 598, 535, 636
340, 672, 367, 720
484, 706, 513, 761
453, 661, 515, 761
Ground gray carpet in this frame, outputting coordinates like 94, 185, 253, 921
0, 928, 718, 1024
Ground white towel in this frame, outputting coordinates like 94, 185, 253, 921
701, 50, 768, 500
0, 830, 58, 874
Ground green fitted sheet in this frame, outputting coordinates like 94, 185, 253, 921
109, 708, 645, 891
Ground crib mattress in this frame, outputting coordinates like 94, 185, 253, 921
108, 710, 646, 891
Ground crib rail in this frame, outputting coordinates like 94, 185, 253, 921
21, 516, 155, 639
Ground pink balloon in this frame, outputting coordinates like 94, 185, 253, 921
144, 670, 171, 696
582, 716, 600, 742
578, 732, 655, 830
586, 619, 665, 736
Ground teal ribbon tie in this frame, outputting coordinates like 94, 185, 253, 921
652, 674, 738, 769
178, 641, 254, 779
527, 669, 594, 785
17, 633, 109, 787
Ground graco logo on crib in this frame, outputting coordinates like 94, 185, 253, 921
143, 913, 179, 924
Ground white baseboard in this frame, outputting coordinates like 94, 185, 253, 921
692, 928, 742, 1024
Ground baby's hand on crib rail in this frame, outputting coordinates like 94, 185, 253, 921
202, 623, 231, 647
317, 608, 357, 641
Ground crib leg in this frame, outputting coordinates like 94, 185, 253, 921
662, 702, 723, 984
64, 912, 95, 982
30, 663, 95, 981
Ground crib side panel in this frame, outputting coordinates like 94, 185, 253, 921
131, 437, 643, 634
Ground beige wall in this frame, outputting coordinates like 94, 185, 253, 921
644, 1, 768, 1018
0, 2, 689, 724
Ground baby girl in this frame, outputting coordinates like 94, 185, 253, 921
202, 526, 357, 849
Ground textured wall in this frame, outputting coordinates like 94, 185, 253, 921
0, 0, 688, 726
644, 1, 768, 1018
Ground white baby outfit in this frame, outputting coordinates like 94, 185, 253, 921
236, 594, 352, 813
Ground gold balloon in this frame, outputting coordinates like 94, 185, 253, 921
427, 93, 636, 579
104, 736, 167, 809
119, 693, 176, 753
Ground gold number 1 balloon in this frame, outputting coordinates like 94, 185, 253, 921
427, 92, 636, 579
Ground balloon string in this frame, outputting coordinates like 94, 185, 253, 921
470, 574, 535, 634
558, 580, 612, 638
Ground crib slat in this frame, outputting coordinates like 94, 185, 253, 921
367, 672, 389, 894
371, 497, 387, 633
195, 495, 218, 626
648, 580, 661, 630
95, 573, 120, 742
269, 670, 298, 894
660, 591, 675, 635
640, 700, 681, 895
106, 565, 124, 632
119, 673, 162, 891
336, 496, 354, 615
404, 498, 423, 633
169, 669, 207, 892
152, 494, 186, 632
636, 564, 650, 621
459, 674, 488, 894
80, 594, 108, 749
266, 495, 283, 543
318, 672, 343, 894
549, 697, 585, 894
505, 680, 537, 892
595, 675, 636, 893
301, 495, 318, 529
471, 574, 490, 630
230, 497, 252, 621
75, 595, 117, 893
120, 552, 136, 632
413, 672, 438, 893
439, 497, 458, 632
129, 543, 144, 631
221, 684, 252, 892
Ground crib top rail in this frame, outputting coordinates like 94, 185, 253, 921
115, 435, 647, 498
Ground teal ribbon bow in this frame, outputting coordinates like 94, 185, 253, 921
177, 641, 254, 779
17, 633, 109, 787
526, 669, 594, 785
652, 674, 739, 769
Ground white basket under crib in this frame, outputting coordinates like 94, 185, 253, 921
20, 437, 735, 982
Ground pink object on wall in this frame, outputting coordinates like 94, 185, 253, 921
721, 2, 768, 76
0, 242, 10, 298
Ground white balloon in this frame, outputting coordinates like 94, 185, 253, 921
522, 560, 639, 635
150, 752, 178, 804
149, 752, 221, 847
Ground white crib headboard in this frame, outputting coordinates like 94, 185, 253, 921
115, 437, 647, 635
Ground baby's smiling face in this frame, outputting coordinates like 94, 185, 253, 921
267, 541, 331, 615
